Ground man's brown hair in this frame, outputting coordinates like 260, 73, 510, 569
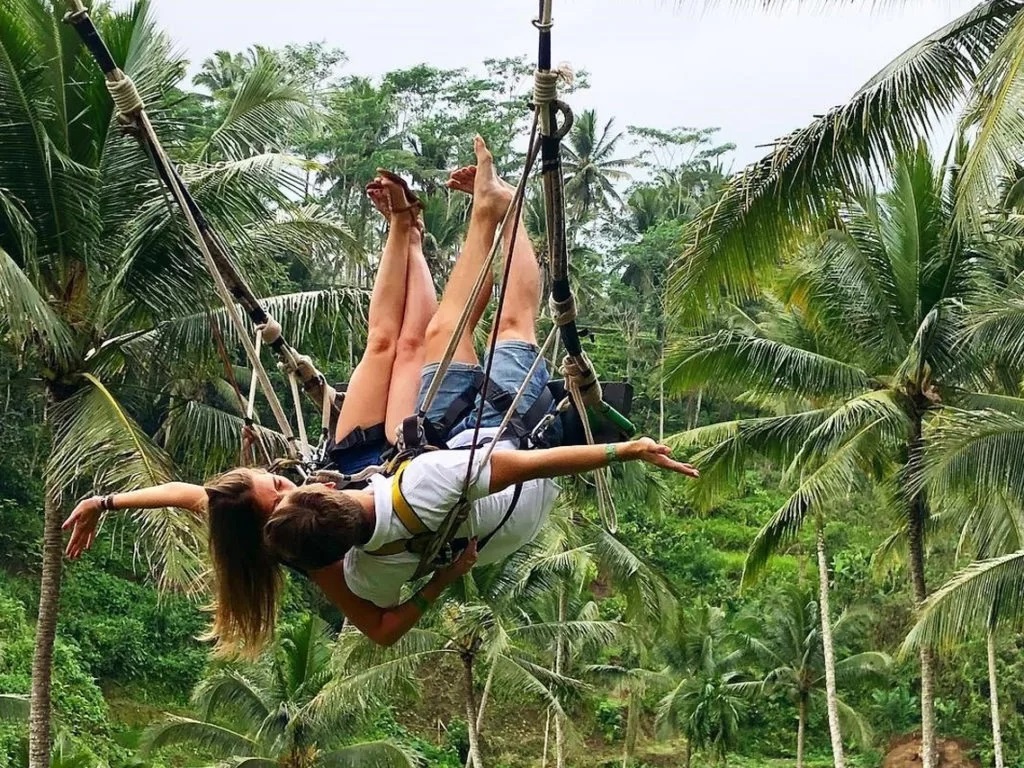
263, 488, 371, 572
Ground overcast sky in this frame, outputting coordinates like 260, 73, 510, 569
122, 0, 978, 168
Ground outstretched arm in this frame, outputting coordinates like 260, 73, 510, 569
487, 437, 699, 494
310, 541, 478, 646
63, 483, 207, 559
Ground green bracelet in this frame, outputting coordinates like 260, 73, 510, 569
605, 444, 620, 463
410, 592, 431, 613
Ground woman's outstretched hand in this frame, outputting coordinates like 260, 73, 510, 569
623, 437, 700, 478
62, 497, 102, 559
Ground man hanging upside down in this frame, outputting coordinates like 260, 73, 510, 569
63, 137, 699, 652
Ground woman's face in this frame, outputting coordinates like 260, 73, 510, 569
249, 471, 296, 519
250, 473, 338, 520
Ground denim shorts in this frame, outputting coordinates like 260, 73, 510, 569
329, 436, 387, 477
416, 339, 558, 440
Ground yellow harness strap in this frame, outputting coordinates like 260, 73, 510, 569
366, 460, 430, 557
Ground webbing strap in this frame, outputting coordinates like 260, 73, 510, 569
390, 461, 428, 537
365, 462, 429, 557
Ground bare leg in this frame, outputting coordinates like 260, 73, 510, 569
334, 179, 414, 443
447, 163, 539, 346
423, 136, 513, 366
385, 223, 438, 441
492, 218, 540, 344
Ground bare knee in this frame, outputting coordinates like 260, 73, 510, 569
425, 314, 456, 349
395, 333, 424, 365
494, 316, 536, 344
364, 329, 397, 359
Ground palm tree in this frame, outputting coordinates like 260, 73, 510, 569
655, 605, 752, 767
903, 431, 1024, 768
670, 0, 1024, 326
326, 532, 630, 768
666, 145, 1002, 768
561, 110, 636, 222
193, 48, 265, 97
0, 4, 351, 765
751, 589, 890, 768
142, 614, 413, 768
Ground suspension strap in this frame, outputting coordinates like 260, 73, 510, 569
64, 1, 339, 464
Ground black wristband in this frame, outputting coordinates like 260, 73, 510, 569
100, 494, 115, 511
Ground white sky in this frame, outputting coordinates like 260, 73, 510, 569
122, 0, 977, 168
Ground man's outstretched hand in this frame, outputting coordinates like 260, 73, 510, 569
62, 497, 102, 559
623, 437, 700, 478
435, 538, 479, 584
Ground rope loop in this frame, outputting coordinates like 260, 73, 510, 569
257, 318, 282, 346
533, 63, 574, 108
549, 294, 577, 327
561, 353, 602, 408
105, 75, 145, 116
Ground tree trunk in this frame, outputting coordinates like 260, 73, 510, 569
817, 526, 846, 768
465, 664, 496, 768
463, 654, 484, 768
987, 628, 1005, 768
29, 481, 63, 768
542, 709, 551, 768
622, 682, 641, 768
689, 390, 703, 431
658, 344, 666, 443
797, 694, 807, 768
684, 740, 692, 768
554, 586, 567, 768
907, 415, 936, 768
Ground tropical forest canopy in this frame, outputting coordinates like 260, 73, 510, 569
3, 1, 1024, 768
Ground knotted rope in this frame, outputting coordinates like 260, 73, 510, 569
562, 353, 617, 533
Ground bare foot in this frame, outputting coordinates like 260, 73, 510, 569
366, 181, 391, 217
447, 166, 476, 195
469, 136, 513, 218
367, 173, 422, 231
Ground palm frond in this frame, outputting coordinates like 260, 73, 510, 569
744, 418, 889, 585
668, 410, 829, 511
904, 550, 1024, 651
317, 741, 417, 768
195, 51, 309, 161
957, 13, 1024, 230
925, 408, 1024, 507
668, 0, 1023, 326
0, 245, 75, 366
141, 715, 260, 757
48, 375, 205, 591
665, 331, 871, 401
193, 669, 271, 729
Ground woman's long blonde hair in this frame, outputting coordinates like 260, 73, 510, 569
200, 468, 280, 658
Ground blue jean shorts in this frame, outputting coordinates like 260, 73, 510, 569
416, 339, 558, 441
329, 437, 387, 477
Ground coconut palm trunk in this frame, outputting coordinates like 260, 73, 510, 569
465, 664, 496, 768
463, 652, 484, 768
908, 419, 937, 768
797, 694, 807, 768
816, 525, 846, 768
554, 586, 568, 768
29, 444, 62, 768
987, 627, 1005, 768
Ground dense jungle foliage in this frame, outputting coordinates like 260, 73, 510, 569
4, 1, 1024, 768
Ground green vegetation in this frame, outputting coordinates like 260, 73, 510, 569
4, 1, 1024, 767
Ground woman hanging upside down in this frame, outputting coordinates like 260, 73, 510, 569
64, 137, 699, 653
